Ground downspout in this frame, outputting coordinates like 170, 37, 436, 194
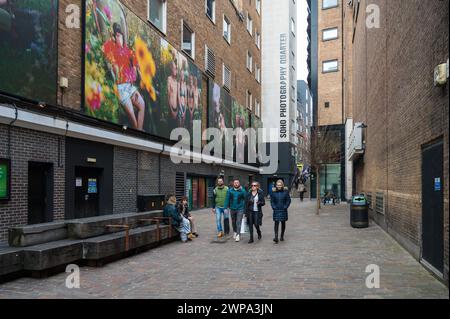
7, 103, 18, 159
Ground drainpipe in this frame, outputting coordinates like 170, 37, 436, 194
7, 103, 18, 159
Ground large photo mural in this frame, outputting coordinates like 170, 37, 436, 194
84, 0, 202, 138
0, 0, 58, 103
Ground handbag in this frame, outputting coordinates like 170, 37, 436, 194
240, 214, 249, 234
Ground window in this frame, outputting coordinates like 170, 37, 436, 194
255, 100, 261, 117
322, 0, 338, 9
247, 51, 253, 72
325, 102, 330, 108
246, 91, 252, 110
223, 64, 231, 91
322, 59, 339, 73
205, 0, 216, 22
148, 0, 167, 33
223, 16, 231, 43
256, 0, 261, 15
255, 31, 261, 49
323, 27, 338, 41
291, 18, 296, 36
255, 64, 261, 83
182, 22, 195, 58
247, 13, 253, 35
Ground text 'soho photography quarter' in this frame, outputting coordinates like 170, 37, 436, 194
0, 0, 448, 309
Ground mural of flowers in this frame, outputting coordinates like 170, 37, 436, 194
84, 0, 202, 138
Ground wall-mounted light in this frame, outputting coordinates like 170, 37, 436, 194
434, 60, 449, 87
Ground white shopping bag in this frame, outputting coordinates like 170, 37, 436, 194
240, 214, 249, 234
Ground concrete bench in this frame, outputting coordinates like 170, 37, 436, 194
66, 211, 164, 239
82, 224, 174, 261
8, 221, 68, 247
0, 246, 23, 276
22, 240, 83, 271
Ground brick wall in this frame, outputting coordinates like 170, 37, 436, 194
317, 0, 343, 126
0, 125, 65, 242
351, 0, 449, 282
113, 146, 138, 213
58, 0, 261, 116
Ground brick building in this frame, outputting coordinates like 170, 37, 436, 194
309, 0, 350, 200
346, 0, 449, 284
0, 0, 262, 242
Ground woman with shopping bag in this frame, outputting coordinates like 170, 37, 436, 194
245, 182, 265, 243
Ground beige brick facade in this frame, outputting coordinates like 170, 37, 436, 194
317, 0, 344, 126
349, 0, 449, 284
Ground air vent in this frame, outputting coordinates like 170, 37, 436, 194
223, 64, 231, 91
205, 46, 216, 77
366, 192, 372, 209
175, 172, 185, 201
375, 192, 384, 215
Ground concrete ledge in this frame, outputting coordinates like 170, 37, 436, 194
66, 211, 163, 239
22, 240, 83, 271
82, 225, 173, 260
8, 221, 67, 247
0, 246, 23, 276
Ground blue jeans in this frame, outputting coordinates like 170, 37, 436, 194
175, 217, 191, 241
215, 207, 230, 233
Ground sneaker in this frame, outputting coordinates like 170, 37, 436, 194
273, 238, 279, 244
248, 238, 254, 244
235, 234, 240, 242
217, 232, 224, 238
233, 232, 237, 239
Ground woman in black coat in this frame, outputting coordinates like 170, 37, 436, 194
245, 182, 265, 243
270, 179, 291, 244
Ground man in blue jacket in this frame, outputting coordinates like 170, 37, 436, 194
224, 179, 247, 242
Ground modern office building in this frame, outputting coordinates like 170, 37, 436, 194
0, 0, 262, 242
261, 0, 298, 191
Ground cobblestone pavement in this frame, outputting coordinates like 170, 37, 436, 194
0, 200, 448, 299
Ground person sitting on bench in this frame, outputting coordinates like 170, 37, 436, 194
163, 194, 193, 242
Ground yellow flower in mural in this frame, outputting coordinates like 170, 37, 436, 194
135, 36, 157, 101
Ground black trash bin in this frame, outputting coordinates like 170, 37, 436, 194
350, 195, 369, 228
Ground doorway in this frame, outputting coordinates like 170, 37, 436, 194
28, 162, 53, 224
421, 139, 444, 275
74, 167, 102, 219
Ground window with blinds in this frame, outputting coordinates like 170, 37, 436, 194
223, 64, 231, 91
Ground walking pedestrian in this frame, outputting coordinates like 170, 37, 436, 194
212, 177, 229, 238
270, 180, 291, 244
245, 181, 265, 243
163, 194, 193, 243
298, 183, 307, 202
224, 179, 247, 242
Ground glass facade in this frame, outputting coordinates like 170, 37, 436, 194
319, 164, 341, 199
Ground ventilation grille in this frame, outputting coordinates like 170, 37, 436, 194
375, 192, 384, 215
175, 172, 185, 201
366, 192, 372, 209
205, 46, 216, 77
223, 65, 231, 91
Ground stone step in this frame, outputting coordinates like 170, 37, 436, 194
22, 240, 83, 271
66, 211, 164, 239
83, 224, 174, 260
0, 246, 23, 276
8, 221, 67, 247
